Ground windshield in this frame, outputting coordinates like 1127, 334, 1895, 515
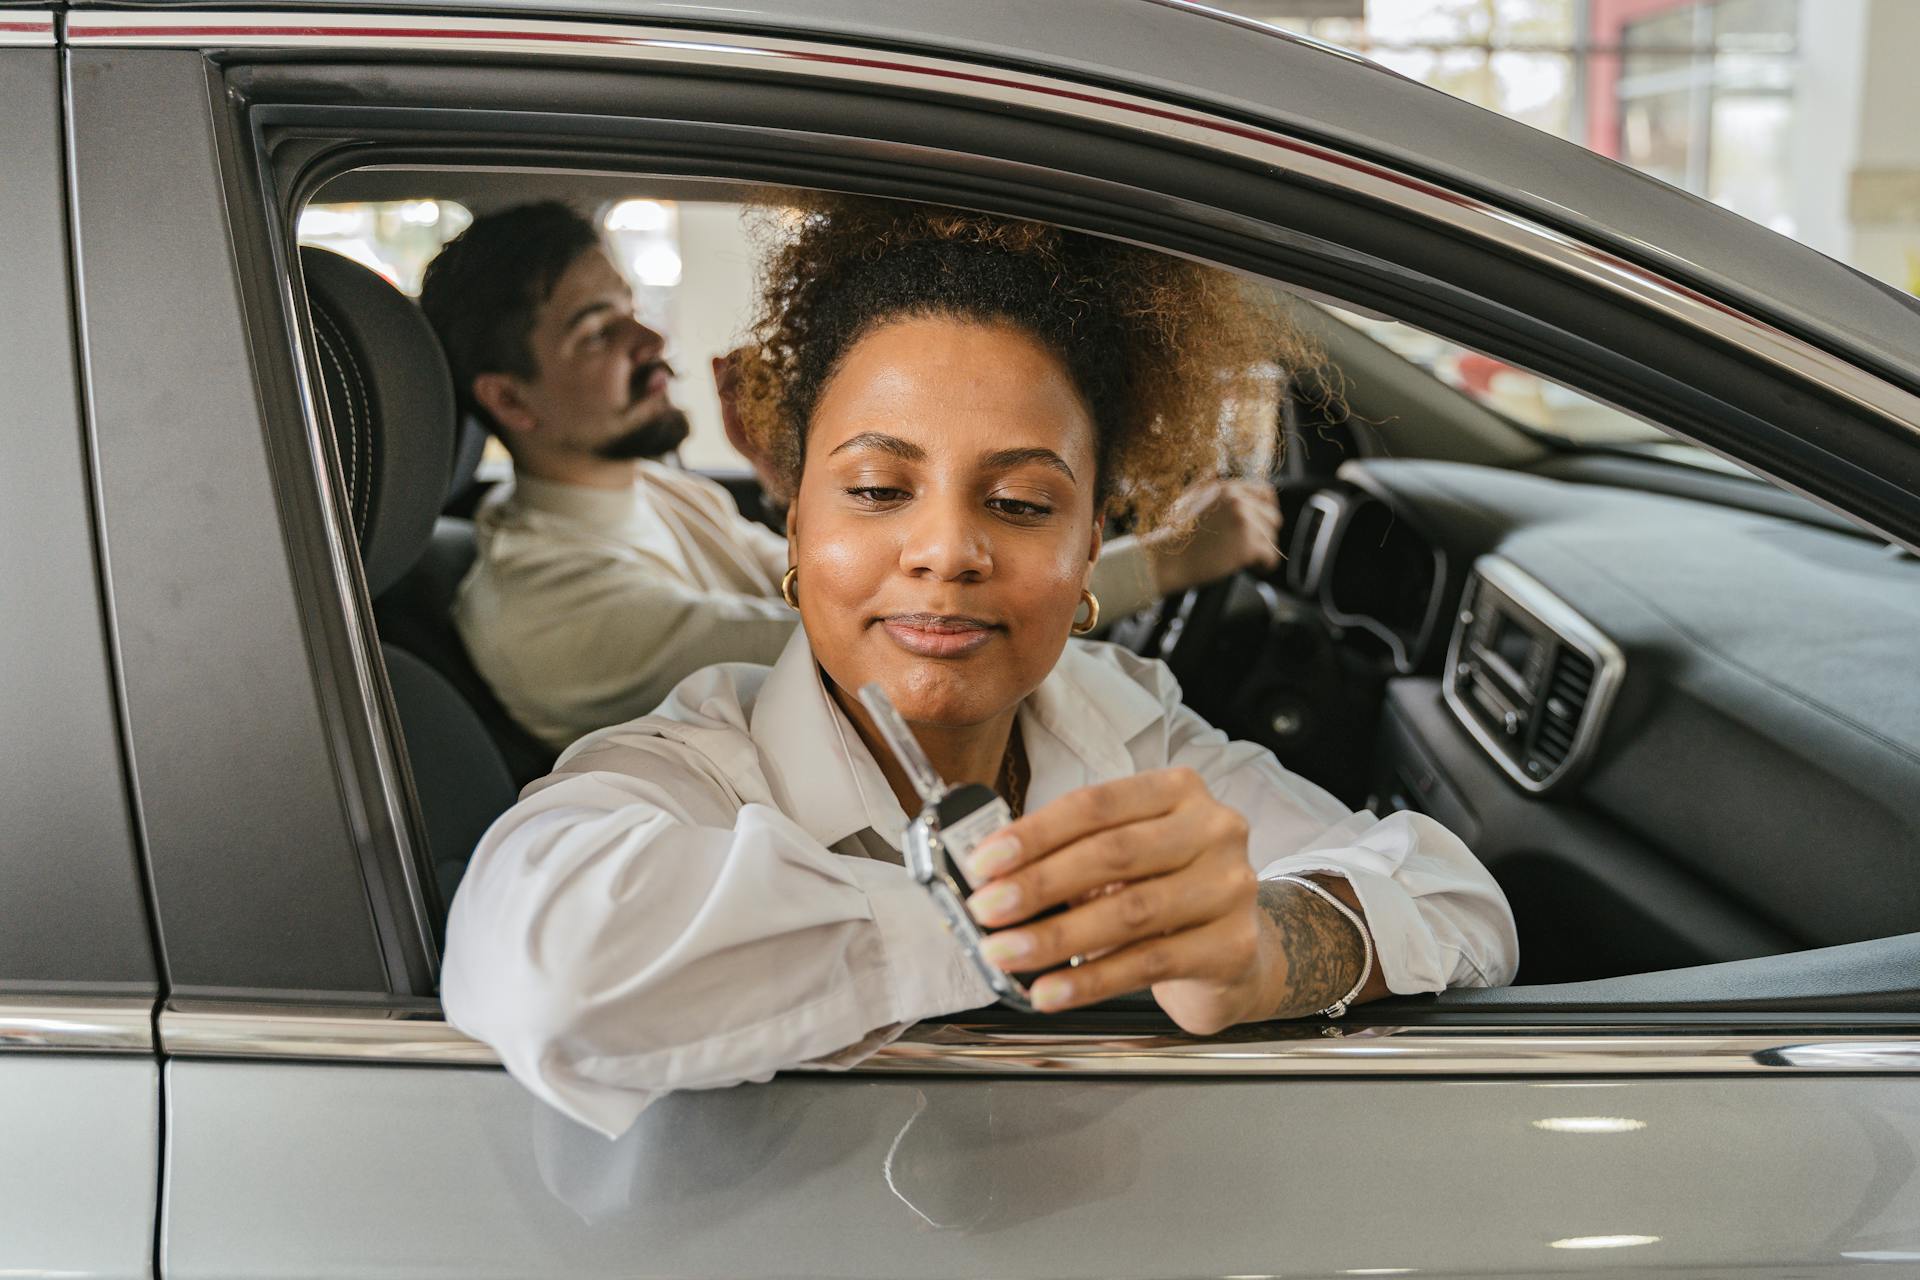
1321, 304, 1682, 448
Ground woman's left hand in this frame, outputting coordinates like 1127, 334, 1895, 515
960, 767, 1273, 1034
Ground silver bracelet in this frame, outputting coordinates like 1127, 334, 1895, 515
1271, 874, 1374, 1018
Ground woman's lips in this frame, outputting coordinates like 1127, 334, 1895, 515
880, 614, 999, 658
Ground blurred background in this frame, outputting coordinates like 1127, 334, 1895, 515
1218, 0, 1918, 289
300, 0, 1919, 467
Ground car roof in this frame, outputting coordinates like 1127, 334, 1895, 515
80, 0, 1920, 390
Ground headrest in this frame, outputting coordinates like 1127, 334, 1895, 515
301, 246, 455, 598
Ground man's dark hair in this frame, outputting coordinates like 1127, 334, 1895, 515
419, 201, 603, 436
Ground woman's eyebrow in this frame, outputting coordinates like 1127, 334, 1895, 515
828, 431, 926, 461
983, 446, 1076, 483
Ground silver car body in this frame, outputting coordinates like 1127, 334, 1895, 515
6, 1, 1920, 1275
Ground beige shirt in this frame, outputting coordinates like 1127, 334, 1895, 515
455, 463, 1162, 750
442, 628, 1518, 1136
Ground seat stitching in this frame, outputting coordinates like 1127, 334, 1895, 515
312, 301, 372, 542
311, 306, 364, 538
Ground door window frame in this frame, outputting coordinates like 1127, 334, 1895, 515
83, 12, 1920, 1062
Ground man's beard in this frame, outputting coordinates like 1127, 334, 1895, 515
594, 404, 691, 460
594, 358, 692, 460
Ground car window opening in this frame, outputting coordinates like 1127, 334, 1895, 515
290, 169, 1920, 1026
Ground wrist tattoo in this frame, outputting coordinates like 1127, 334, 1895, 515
1256, 880, 1366, 1019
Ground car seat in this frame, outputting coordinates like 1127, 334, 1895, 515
372, 474, 555, 785
299, 245, 542, 906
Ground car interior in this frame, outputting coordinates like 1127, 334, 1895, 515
295, 165, 1920, 1016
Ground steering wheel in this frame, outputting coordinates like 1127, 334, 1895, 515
1126, 573, 1281, 724
1139, 579, 1236, 686
1125, 571, 1356, 779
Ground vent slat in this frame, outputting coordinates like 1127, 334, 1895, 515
1526, 647, 1596, 778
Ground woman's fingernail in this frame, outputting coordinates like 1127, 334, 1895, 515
964, 837, 1021, 882
1031, 976, 1073, 1011
978, 932, 1032, 968
967, 880, 1022, 923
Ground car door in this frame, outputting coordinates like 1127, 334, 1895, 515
60, 3, 1920, 1277
0, 15, 164, 1274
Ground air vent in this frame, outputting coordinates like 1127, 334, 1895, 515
1528, 647, 1596, 776
1443, 556, 1624, 795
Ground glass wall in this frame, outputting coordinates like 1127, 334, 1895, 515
296, 200, 472, 296
1228, 0, 1584, 138
1219, 0, 1814, 253
1615, 0, 1798, 235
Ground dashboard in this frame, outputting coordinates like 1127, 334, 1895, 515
1266, 456, 1920, 981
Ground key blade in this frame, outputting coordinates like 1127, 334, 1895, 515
856, 682, 948, 805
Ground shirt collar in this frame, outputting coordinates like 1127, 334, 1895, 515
1024, 640, 1166, 780
747, 629, 1168, 852
750, 629, 911, 850
505, 472, 637, 530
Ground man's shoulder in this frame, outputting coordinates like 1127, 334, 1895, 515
637, 458, 727, 490
462, 505, 677, 606
472, 492, 615, 556
636, 461, 784, 545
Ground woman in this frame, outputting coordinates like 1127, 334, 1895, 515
442, 197, 1517, 1137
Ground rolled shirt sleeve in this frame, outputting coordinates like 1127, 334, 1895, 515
444, 638, 1515, 1137
1157, 693, 1518, 993
440, 746, 993, 1138
1087, 535, 1161, 621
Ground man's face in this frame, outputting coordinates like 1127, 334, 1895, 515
509, 246, 689, 460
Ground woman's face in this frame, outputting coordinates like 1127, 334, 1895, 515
788, 315, 1102, 729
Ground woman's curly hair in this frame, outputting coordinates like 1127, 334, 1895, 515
734, 195, 1322, 532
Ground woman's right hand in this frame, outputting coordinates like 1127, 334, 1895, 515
958, 767, 1274, 1035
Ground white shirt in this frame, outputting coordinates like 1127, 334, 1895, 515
454, 464, 1162, 750
442, 629, 1518, 1137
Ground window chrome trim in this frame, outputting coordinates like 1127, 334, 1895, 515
157, 1003, 1920, 1077
1444, 555, 1627, 794
0, 11, 54, 45
0, 997, 155, 1053
162, 1001, 498, 1064
60, 9, 1920, 447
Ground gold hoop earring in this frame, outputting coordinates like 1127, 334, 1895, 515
1071, 588, 1100, 636
780, 566, 800, 609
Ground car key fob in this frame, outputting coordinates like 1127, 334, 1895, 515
858, 683, 1061, 1011
930, 781, 1012, 900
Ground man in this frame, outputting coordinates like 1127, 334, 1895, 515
420, 201, 1283, 751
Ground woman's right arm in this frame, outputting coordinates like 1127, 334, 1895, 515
440, 741, 992, 1137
